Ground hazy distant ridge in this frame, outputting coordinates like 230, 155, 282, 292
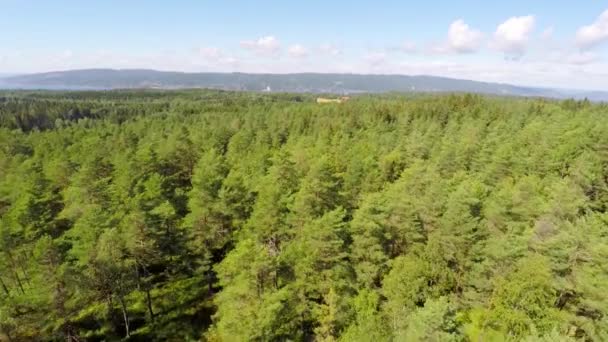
1, 69, 606, 101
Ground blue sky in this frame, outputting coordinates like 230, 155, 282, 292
1, 1, 608, 89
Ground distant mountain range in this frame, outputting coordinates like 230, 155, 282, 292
1, 69, 606, 101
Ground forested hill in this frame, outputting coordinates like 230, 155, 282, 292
1, 90, 608, 341
0, 69, 539, 94
2, 69, 608, 101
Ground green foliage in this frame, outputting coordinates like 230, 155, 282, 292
0, 90, 606, 341
400, 297, 460, 341
487, 255, 562, 337
340, 289, 390, 342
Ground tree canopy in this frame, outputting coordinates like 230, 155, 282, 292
0, 90, 607, 341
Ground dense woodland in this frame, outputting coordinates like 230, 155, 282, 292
0, 90, 607, 341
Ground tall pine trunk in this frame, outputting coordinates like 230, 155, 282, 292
0, 275, 9, 295
137, 264, 155, 321
146, 287, 154, 321
118, 296, 130, 338
13, 271, 25, 294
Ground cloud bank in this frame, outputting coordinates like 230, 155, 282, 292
3, 9, 608, 90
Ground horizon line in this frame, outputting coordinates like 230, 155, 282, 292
2, 68, 607, 94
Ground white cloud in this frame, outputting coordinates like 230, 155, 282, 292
364, 59, 608, 90
197, 47, 239, 66
387, 40, 417, 53
199, 47, 223, 59
3, 49, 608, 90
445, 19, 484, 53
319, 43, 341, 56
565, 51, 598, 65
287, 44, 308, 58
576, 9, 608, 49
543, 47, 601, 66
62, 50, 74, 59
364, 52, 387, 66
540, 26, 554, 40
240, 36, 281, 55
492, 15, 535, 55
400, 41, 417, 53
